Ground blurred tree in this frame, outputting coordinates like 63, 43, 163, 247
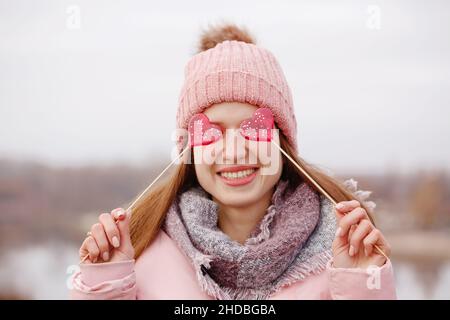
410, 173, 444, 229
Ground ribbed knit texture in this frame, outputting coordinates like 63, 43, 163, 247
176, 40, 298, 152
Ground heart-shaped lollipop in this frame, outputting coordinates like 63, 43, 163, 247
188, 113, 223, 147
239, 107, 274, 142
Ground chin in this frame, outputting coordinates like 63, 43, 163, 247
203, 173, 270, 207
213, 187, 262, 207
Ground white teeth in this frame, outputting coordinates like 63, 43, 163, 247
220, 169, 256, 179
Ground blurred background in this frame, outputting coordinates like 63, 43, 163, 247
1, 0, 449, 299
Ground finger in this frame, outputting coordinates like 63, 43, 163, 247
347, 224, 357, 243
337, 207, 370, 237
112, 208, 132, 247
348, 220, 373, 256
91, 223, 111, 261
99, 212, 121, 248
333, 222, 354, 251
112, 207, 126, 221
85, 236, 100, 262
335, 200, 360, 215
79, 238, 91, 263
363, 228, 390, 256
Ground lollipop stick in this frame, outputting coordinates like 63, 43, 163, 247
125, 146, 190, 211
80, 146, 190, 263
270, 140, 388, 260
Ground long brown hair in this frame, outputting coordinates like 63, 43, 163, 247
129, 23, 374, 259
129, 133, 374, 259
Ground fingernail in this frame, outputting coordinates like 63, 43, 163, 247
349, 245, 355, 256
112, 236, 120, 248
336, 203, 344, 210
335, 227, 342, 237
115, 208, 124, 217
102, 252, 109, 261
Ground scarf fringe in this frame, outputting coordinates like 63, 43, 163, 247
245, 204, 276, 245
270, 250, 332, 296
191, 249, 271, 300
245, 180, 289, 246
343, 178, 377, 212
189, 250, 233, 300
192, 250, 332, 300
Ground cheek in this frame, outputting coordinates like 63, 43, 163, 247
193, 143, 221, 166
247, 140, 282, 176
194, 162, 216, 189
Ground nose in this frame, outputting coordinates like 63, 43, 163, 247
222, 129, 247, 163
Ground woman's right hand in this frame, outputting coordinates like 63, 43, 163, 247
79, 208, 135, 264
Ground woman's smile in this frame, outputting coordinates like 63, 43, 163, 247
216, 165, 260, 187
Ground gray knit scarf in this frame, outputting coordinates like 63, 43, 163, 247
162, 179, 337, 300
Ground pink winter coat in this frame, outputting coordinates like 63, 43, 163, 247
70, 229, 397, 300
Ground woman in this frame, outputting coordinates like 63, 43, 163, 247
70, 24, 396, 300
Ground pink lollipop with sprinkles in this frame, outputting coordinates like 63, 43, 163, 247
239, 108, 274, 142
188, 113, 223, 147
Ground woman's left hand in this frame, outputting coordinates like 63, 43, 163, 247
332, 200, 391, 269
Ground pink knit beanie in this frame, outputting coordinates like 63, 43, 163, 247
176, 26, 298, 152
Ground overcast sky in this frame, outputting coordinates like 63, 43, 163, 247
0, 0, 449, 174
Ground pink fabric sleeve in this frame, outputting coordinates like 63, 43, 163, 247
327, 258, 397, 300
70, 260, 137, 300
